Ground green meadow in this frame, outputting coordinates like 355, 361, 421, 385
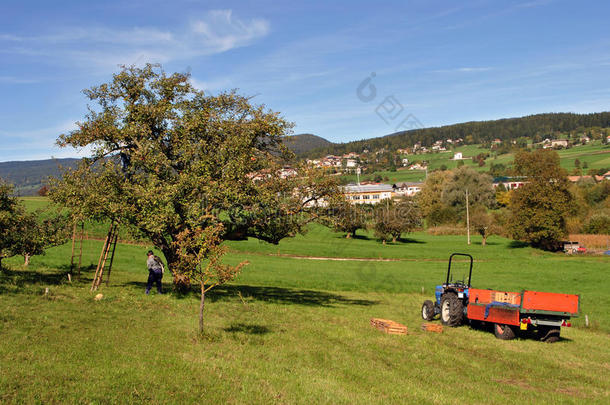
340, 141, 610, 184
1, 216, 609, 403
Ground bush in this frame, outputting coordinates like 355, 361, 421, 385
427, 225, 467, 235
583, 214, 610, 234
426, 204, 459, 227
566, 217, 584, 234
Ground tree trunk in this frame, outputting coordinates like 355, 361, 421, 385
346, 232, 352, 239
199, 283, 206, 335
24, 254, 30, 266
482, 235, 487, 246
160, 245, 191, 292
392, 236, 397, 243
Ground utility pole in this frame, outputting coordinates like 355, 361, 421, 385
466, 189, 471, 245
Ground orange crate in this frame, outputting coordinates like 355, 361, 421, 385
370, 318, 408, 335
421, 323, 443, 333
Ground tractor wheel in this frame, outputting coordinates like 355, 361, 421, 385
494, 323, 516, 340
440, 293, 463, 327
421, 300, 435, 321
538, 326, 560, 343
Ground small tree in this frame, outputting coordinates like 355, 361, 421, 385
373, 199, 421, 243
441, 166, 496, 213
0, 181, 67, 267
177, 223, 248, 334
417, 171, 450, 218
12, 212, 70, 265
326, 200, 367, 238
0, 180, 20, 269
469, 206, 495, 246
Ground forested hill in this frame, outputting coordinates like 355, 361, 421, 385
0, 158, 79, 196
305, 112, 610, 157
283, 133, 334, 155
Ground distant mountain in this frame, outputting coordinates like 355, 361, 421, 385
304, 112, 610, 157
283, 133, 333, 155
0, 158, 79, 196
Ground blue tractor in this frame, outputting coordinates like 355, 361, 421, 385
421, 253, 473, 326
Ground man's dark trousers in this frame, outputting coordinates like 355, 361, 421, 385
146, 270, 163, 294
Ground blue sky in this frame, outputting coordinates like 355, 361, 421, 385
1, 0, 610, 161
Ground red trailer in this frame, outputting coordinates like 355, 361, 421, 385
421, 253, 580, 342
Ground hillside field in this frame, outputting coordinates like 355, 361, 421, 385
1, 219, 609, 403
340, 141, 610, 184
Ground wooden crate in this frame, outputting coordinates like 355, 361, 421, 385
491, 291, 520, 305
370, 318, 408, 335
421, 323, 443, 333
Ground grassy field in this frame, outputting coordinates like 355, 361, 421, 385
1, 223, 609, 403
342, 141, 610, 184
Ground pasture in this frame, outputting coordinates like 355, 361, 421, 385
340, 141, 610, 184
1, 219, 609, 403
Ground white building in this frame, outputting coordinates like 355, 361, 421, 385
393, 182, 423, 196
346, 159, 358, 168
343, 184, 394, 205
452, 152, 463, 160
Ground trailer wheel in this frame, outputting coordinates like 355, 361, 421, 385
421, 300, 435, 321
440, 293, 463, 327
539, 326, 560, 343
494, 323, 516, 340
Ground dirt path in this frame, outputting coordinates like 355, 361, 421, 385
235, 251, 484, 262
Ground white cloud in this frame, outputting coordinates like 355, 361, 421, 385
191, 10, 269, 53
433, 67, 493, 73
0, 10, 270, 69
0, 120, 92, 162
0, 76, 39, 84
190, 77, 237, 93
0, 120, 78, 141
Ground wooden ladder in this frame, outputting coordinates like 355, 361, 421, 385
91, 222, 119, 291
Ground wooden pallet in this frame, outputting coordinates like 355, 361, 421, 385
421, 323, 443, 333
370, 318, 408, 335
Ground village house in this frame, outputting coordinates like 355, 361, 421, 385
542, 139, 568, 149
568, 175, 606, 183
408, 163, 427, 170
278, 167, 298, 179
392, 182, 423, 197
342, 183, 394, 205
452, 152, 463, 160
345, 159, 358, 168
493, 177, 527, 190
431, 140, 446, 151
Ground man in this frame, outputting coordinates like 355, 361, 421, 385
146, 250, 164, 295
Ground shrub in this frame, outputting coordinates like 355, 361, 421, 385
583, 214, 610, 234
426, 204, 459, 227
427, 225, 467, 235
